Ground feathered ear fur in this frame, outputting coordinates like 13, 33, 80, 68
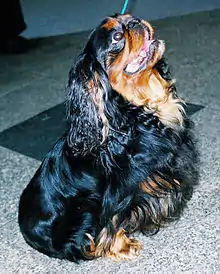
66, 51, 112, 156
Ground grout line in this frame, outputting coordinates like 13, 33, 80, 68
0, 217, 17, 228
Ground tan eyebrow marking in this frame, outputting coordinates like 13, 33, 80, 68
102, 18, 120, 30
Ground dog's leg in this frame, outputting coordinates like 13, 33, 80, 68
126, 176, 183, 234
86, 227, 142, 261
104, 228, 142, 261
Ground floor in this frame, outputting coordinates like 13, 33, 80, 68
0, 9, 220, 273
22, 0, 220, 38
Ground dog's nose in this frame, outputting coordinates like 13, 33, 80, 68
127, 18, 141, 29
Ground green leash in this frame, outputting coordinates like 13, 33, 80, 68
121, 0, 129, 14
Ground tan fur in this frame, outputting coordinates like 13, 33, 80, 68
102, 18, 119, 30
86, 228, 109, 257
106, 17, 185, 128
145, 71, 185, 127
88, 73, 109, 142
86, 229, 142, 261
105, 229, 142, 261
109, 63, 185, 128
140, 176, 180, 196
138, 176, 180, 224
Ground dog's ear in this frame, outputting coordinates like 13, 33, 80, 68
66, 52, 112, 156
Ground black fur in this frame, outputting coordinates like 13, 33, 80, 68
18, 16, 198, 262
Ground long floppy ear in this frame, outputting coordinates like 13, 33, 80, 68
66, 52, 112, 156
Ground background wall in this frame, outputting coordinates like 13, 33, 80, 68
22, 0, 220, 38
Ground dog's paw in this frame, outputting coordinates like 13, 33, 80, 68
106, 229, 142, 261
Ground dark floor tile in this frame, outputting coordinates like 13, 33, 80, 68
0, 102, 204, 161
0, 103, 67, 160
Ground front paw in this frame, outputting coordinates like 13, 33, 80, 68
106, 229, 142, 261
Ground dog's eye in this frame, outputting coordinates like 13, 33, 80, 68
112, 32, 123, 43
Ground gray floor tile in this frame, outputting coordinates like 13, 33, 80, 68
0, 146, 40, 225
0, 32, 88, 98
154, 10, 220, 108
0, 80, 66, 132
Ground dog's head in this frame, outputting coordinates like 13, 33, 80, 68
91, 14, 165, 105
66, 14, 184, 154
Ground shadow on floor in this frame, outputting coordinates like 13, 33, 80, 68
0, 103, 204, 161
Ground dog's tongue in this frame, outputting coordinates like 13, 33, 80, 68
125, 40, 152, 74
142, 39, 152, 52
139, 40, 152, 58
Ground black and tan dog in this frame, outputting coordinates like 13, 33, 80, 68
19, 14, 198, 262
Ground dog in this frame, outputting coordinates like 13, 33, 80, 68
18, 14, 198, 262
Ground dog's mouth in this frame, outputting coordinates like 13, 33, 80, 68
124, 39, 165, 75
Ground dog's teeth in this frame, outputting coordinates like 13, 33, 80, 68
131, 58, 139, 65
126, 63, 139, 73
139, 50, 147, 57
